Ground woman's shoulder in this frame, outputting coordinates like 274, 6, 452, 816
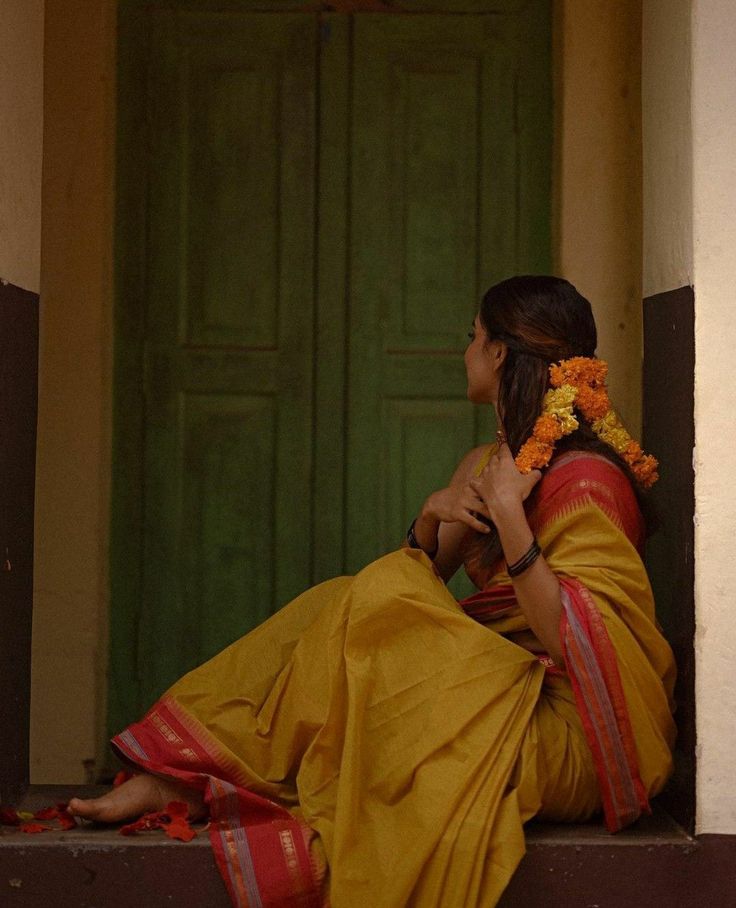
535, 449, 644, 547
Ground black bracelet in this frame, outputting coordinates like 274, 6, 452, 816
507, 538, 541, 578
406, 518, 439, 560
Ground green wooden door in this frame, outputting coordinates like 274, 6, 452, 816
111, 0, 551, 738
346, 14, 543, 575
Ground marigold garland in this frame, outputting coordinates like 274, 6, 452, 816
515, 357, 659, 488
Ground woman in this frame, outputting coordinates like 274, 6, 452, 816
70, 276, 676, 907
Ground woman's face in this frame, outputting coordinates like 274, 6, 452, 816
464, 314, 505, 406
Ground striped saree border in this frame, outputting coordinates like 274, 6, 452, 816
459, 578, 650, 831
112, 698, 325, 907
559, 577, 650, 832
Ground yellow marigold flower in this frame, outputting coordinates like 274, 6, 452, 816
593, 409, 622, 431
605, 428, 631, 453
543, 385, 577, 412
542, 386, 579, 436
557, 411, 579, 436
592, 411, 631, 453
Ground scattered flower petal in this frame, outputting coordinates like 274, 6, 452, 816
33, 806, 59, 821
164, 819, 197, 842
57, 805, 77, 830
20, 822, 51, 834
163, 801, 189, 820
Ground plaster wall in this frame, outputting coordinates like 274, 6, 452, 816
31, 3, 644, 781
0, 0, 44, 293
691, 0, 736, 835
30, 0, 116, 783
555, 0, 643, 430
642, 0, 693, 296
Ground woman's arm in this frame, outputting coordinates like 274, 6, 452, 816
470, 445, 564, 667
405, 445, 493, 583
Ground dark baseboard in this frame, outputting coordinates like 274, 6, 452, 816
0, 280, 38, 806
643, 285, 695, 834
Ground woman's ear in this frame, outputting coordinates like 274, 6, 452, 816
491, 340, 508, 370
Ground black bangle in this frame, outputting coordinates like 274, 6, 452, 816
406, 518, 439, 560
507, 538, 541, 578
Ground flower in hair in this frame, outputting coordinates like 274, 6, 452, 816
515, 357, 659, 487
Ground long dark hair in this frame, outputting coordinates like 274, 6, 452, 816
475, 275, 652, 567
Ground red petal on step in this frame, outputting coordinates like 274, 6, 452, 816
20, 822, 51, 834
119, 810, 167, 836
164, 819, 197, 842
163, 801, 189, 820
57, 807, 77, 830
34, 806, 59, 820
119, 817, 147, 836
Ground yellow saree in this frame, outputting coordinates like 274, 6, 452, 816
113, 451, 676, 907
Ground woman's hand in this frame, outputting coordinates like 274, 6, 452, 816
421, 483, 492, 534
469, 443, 541, 524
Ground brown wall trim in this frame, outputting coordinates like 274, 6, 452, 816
0, 280, 38, 805
643, 284, 695, 834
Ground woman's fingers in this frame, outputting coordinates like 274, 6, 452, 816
461, 510, 492, 533
521, 468, 543, 499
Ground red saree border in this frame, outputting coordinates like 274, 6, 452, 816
533, 452, 645, 551
458, 585, 565, 677
558, 577, 650, 832
459, 577, 650, 831
462, 453, 645, 591
112, 697, 325, 907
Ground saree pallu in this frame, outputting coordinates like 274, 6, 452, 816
113, 451, 676, 908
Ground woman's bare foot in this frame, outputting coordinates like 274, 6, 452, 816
67, 772, 206, 823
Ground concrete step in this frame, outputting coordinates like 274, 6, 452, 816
0, 786, 733, 907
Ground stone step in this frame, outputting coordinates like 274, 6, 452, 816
0, 786, 733, 907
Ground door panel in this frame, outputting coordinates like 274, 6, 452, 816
136, 10, 317, 706
346, 15, 517, 577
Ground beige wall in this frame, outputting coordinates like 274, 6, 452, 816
690, 0, 736, 835
0, 0, 44, 293
642, 0, 693, 295
555, 0, 643, 431
31, 0, 116, 783
643, 0, 736, 835
31, 3, 645, 782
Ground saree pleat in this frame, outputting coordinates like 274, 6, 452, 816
113, 452, 675, 908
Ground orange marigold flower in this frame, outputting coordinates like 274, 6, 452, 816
516, 438, 553, 473
575, 385, 610, 421
548, 363, 566, 388
634, 455, 659, 488
549, 357, 608, 389
534, 413, 564, 445
621, 440, 642, 465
